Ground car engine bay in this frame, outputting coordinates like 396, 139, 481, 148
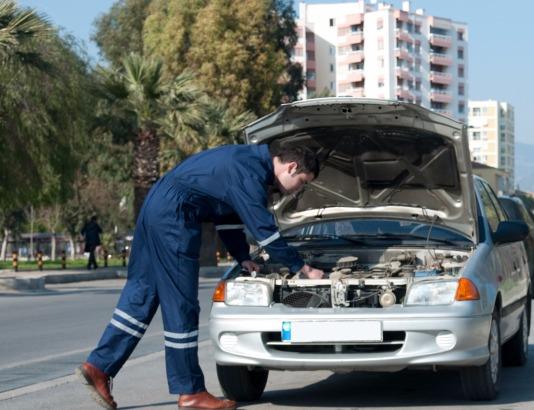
230, 248, 471, 308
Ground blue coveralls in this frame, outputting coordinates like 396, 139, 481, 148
87, 144, 305, 394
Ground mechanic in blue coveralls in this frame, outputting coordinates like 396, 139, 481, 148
76, 144, 324, 410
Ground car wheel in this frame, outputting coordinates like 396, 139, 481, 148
460, 309, 501, 401
502, 297, 530, 366
216, 364, 269, 401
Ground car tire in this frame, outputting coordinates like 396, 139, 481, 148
460, 309, 501, 401
216, 364, 269, 401
502, 296, 530, 367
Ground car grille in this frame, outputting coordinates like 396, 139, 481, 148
262, 331, 405, 354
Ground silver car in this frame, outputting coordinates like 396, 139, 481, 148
209, 99, 531, 402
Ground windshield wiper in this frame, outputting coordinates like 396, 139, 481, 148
284, 233, 365, 245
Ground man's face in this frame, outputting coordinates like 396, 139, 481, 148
275, 162, 315, 194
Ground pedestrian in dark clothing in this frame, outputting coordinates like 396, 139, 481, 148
76, 144, 324, 410
82, 216, 102, 270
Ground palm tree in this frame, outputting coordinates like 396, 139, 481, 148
0, 1, 51, 69
95, 54, 206, 220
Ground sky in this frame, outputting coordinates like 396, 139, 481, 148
17, 0, 534, 143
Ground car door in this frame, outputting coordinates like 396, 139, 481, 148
477, 181, 528, 339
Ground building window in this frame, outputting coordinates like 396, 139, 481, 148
378, 38, 384, 50
457, 30, 464, 41
415, 80, 421, 91
329, 18, 335, 27
472, 131, 481, 140
458, 84, 464, 95
396, 19, 403, 29
306, 70, 316, 80
378, 81, 384, 87
329, 46, 335, 56
415, 43, 421, 54
351, 43, 362, 51
407, 22, 413, 33
472, 107, 481, 116
458, 66, 464, 77
377, 18, 383, 29
458, 48, 464, 59
330, 81, 334, 90
330, 63, 334, 72
378, 56, 384, 68
415, 24, 421, 34
307, 51, 315, 60
458, 102, 465, 114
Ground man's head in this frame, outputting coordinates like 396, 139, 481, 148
270, 145, 320, 194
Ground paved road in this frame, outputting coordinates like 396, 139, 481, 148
1, 280, 533, 409
0, 279, 217, 393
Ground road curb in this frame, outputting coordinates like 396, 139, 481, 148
0, 265, 232, 291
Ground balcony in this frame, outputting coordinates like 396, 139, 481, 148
430, 89, 452, 103
339, 87, 365, 98
338, 31, 363, 46
337, 13, 363, 29
396, 67, 413, 81
395, 29, 412, 43
429, 71, 452, 84
429, 16, 452, 30
396, 87, 414, 101
306, 40, 315, 51
429, 33, 452, 48
338, 69, 364, 84
429, 52, 453, 66
306, 79, 316, 90
395, 48, 413, 63
338, 51, 364, 64
306, 59, 316, 70
395, 9, 410, 22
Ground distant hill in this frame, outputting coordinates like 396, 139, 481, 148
515, 142, 534, 192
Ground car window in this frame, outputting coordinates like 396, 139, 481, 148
482, 182, 507, 222
517, 201, 534, 229
475, 180, 501, 232
500, 198, 522, 221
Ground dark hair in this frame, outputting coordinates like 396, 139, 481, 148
270, 144, 320, 178
91, 215, 98, 222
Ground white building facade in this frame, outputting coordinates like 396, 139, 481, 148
468, 100, 515, 192
292, 0, 468, 122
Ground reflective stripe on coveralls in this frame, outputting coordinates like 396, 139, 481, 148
86, 144, 305, 395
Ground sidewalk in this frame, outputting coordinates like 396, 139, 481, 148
0, 264, 233, 291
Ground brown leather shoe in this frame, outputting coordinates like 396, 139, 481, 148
76, 362, 117, 410
178, 391, 236, 409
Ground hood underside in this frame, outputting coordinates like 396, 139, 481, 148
245, 99, 477, 242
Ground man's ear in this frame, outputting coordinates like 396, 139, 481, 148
287, 161, 299, 174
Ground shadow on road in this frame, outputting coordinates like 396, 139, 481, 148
121, 401, 176, 409
256, 359, 534, 408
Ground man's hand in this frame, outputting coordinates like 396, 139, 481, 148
241, 260, 260, 274
300, 264, 324, 279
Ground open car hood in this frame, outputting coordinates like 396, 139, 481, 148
245, 98, 477, 243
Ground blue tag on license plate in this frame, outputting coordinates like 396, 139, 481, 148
281, 321, 291, 342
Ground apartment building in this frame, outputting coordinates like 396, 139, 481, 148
292, 0, 468, 122
468, 100, 515, 193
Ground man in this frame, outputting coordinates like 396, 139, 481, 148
76, 144, 324, 410
81, 216, 102, 270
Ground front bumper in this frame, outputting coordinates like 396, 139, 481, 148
210, 303, 491, 371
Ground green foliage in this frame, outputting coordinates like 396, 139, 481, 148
92, 0, 151, 66
0, 1, 94, 212
142, 0, 302, 116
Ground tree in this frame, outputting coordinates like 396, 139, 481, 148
92, 0, 151, 66
0, 2, 94, 255
94, 54, 208, 220
143, 0, 302, 116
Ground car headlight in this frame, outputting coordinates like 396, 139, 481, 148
225, 281, 272, 306
405, 280, 458, 306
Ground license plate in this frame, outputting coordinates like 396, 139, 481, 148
281, 320, 382, 343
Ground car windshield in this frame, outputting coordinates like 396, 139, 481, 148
283, 218, 472, 246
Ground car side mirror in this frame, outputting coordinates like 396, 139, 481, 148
493, 221, 529, 244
